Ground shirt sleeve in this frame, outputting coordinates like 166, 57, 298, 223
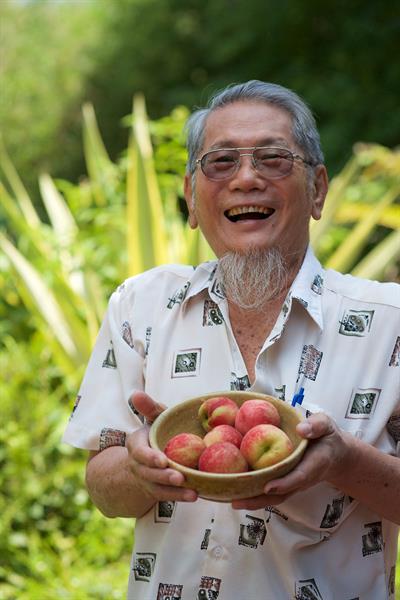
62, 282, 145, 451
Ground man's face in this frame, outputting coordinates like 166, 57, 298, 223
184, 101, 327, 262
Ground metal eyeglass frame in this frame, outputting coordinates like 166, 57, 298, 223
195, 146, 315, 180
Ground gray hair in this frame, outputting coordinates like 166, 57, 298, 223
185, 80, 324, 176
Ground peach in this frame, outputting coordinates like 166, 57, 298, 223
234, 399, 280, 435
203, 424, 243, 448
198, 442, 248, 473
198, 396, 239, 432
164, 433, 205, 469
240, 424, 293, 470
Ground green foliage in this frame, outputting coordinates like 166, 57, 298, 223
0, 98, 213, 378
0, 0, 105, 200
67, 0, 400, 176
0, 337, 132, 599
311, 143, 400, 281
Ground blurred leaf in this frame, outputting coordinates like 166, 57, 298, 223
127, 94, 170, 275
352, 228, 400, 280
0, 138, 41, 227
0, 234, 85, 367
313, 144, 400, 278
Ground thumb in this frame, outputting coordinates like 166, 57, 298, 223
296, 412, 336, 440
130, 391, 166, 424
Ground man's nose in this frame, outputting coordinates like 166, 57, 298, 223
228, 154, 265, 191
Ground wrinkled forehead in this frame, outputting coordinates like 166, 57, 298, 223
202, 100, 295, 153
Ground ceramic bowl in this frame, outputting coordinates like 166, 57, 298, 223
149, 390, 308, 502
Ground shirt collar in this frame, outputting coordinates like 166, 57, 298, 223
181, 247, 325, 330
288, 245, 325, 330
181, 261, 220, 305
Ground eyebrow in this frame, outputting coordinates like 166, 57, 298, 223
207, 137, 291, 151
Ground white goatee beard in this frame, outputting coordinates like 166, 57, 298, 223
217, 247, 288, 310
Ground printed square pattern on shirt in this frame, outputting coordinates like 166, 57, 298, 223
319, 495, 345, 529
167, 282, 191, 309
172, 349, 201, 378
157, 582, 183, 599
210, 279, 225, 300
102, 343, 117, 369
122, 321, 134, 348
197, 576, 221, 599
202, 299, 224, 326
294, 578, 323, 600
238, 515, 266, 549
338, 309, 374, 337
298, 344, 323, 381
361, 521, 383, 557
154, 501, 176, 523
311, 274, 324, 295
145, 326, 152, 356
274, 385, 286, 401
99, 427, 126, 450
264, 506, 288, 523
389, 336, 400, 366
345, 388, 381, 419
200, 528, 211, 550
132, 552, 156, 582
230, 372, 250, 391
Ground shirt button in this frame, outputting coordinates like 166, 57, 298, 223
212, 546, 224, 559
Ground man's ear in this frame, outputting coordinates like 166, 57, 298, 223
311, 165, 329, 221
184, 173, 198, 229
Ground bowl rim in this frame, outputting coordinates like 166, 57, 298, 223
149, 390, 308, 480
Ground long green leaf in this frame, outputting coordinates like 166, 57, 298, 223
351, 229, 400, 280
38, 173, 94, 306
335, 203, 400, 229
82, 103, 118, 206
39, 173, 78, 243
0, 180, 53, 258
325, 184, 400, 272
0, 139, 41, 227
0, 233, 82, 364
126, 95, 169, 275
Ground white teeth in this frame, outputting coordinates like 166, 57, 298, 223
227, 206, 273, 217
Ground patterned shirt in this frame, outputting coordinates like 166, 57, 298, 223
63, 247, 400, 600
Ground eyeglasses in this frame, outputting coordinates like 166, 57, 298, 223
196, 146, 315, 181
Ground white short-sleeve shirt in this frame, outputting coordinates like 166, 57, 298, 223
63, 247, 400, 600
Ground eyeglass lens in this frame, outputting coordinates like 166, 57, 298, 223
201, 147, 295, 180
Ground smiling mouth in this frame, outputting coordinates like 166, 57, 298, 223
225, 206, 275, 222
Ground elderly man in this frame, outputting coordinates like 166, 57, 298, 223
63, 81, 400, 599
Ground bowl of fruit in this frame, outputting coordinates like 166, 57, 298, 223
149, 391, 308, 502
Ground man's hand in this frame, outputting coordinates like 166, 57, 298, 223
231, 412, 348, 511
125, 391, 198, 504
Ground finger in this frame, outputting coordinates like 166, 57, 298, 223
146, 483, 198, 503
134, 464, 186, 487
296, 412, 336, 439
263, 448, 326, 495
263, 470, 308, 496
126, 429, 169, 468
232, 493, 288, 511
131, 391, 166, 424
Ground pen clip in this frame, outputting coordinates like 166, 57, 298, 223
291, 387, 304, 408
